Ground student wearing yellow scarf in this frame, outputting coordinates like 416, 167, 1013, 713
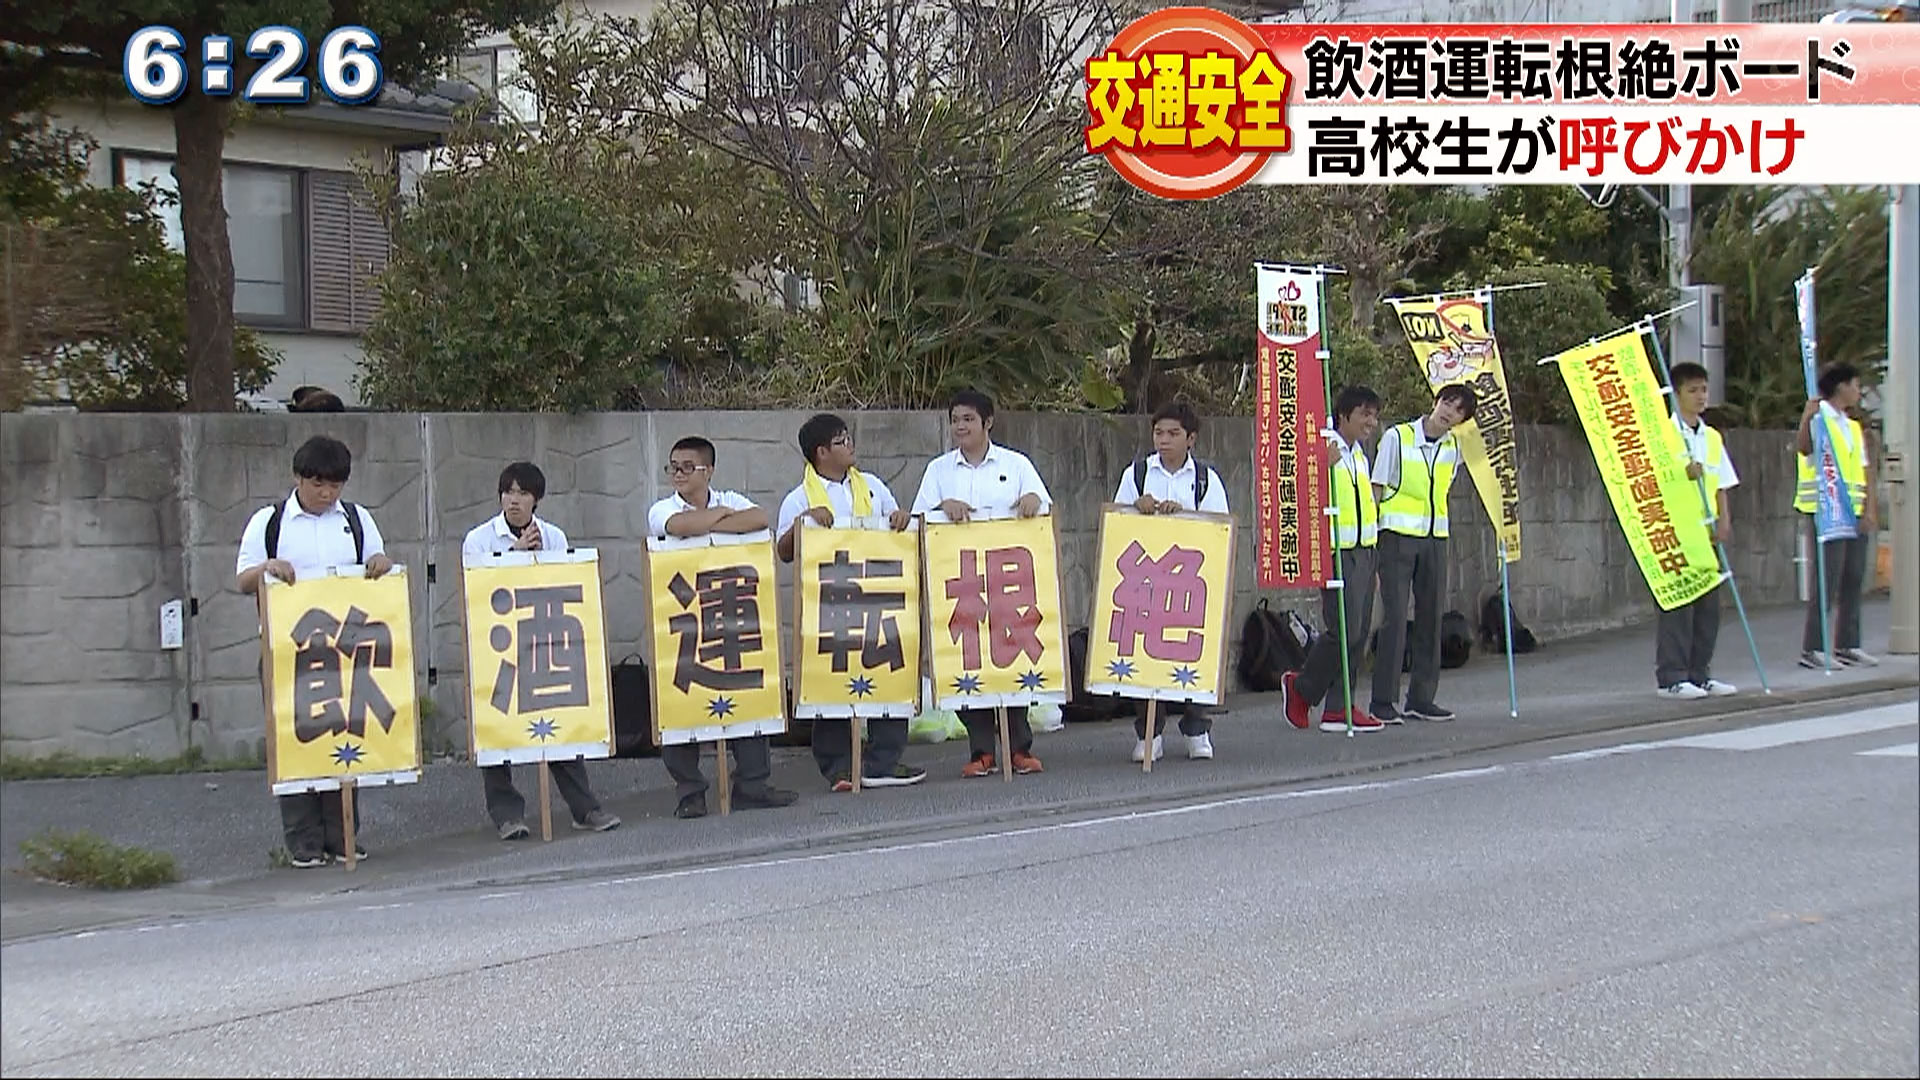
775, 414, 924, 792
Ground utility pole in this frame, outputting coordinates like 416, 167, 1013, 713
1888, 184, 1919, 655
1668, 0, 1692, 293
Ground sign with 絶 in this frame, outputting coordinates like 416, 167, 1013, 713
1084, 507, 1235, 705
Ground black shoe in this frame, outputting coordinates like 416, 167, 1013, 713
733, 786, 799, 810
327, 845, 369, 863
675, 793, 708, 819
1370, 702, 1403, 725
1404, 701, 1456, 722
862, 763, 928, 788
289, 850, 329, 869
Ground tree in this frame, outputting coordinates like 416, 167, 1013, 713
3, 114, 278, 410
3, 0, 556, 410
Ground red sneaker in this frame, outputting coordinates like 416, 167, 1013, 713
1320, 707, 1384, 732
1011, 749, 1044, 775
1282, 671, 1312, 730
961, 754, 997, 778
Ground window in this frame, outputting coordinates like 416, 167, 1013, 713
454, 45, 540, 124
116, 152, 387, 333
751, 2, 843, 102
956, 3, 1047, 98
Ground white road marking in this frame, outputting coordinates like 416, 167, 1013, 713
1857, 742, 1918, 758
1550, 703, 1917, 761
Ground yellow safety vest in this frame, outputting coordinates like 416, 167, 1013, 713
1378, 421, 1458, 539
1332, 442, 1378, 550
1793, 412, 1868, 514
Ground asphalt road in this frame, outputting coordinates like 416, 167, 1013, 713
3, 696, 1915, 1078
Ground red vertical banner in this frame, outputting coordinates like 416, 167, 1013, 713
1255, 265, 1329, 589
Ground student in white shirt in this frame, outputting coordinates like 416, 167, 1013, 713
776, 414, 927, 792
910, 390, 1053, 779
1112, 401, 1228, 764
1793, 363, 1878, 669
461, 462, 621, 839
234, 435, 393, 869
1654, 365, 1743, 699
645, 436, 799, 819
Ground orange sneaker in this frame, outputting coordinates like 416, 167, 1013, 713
961, 753, 997, 778
1012, 749, 1044, 774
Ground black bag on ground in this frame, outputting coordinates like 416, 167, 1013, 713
1063, 626, 1131, 722
1371, 611, 1475, 672
1478, 590, 1538, 655
1238, 599, 1310, 692
609, 653, 658, 758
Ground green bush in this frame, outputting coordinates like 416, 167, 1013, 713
19, 830, 181, 890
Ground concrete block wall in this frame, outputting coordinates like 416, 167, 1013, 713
0, 412, 1809, 761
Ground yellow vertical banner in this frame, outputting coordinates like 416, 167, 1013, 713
1083, 508, 1236, 705
1549, 328, 1723, 611
793, 523, 922, 719
260, 570, 420, 795
922, 516, 1070, 712
643, 534, 787, 746
461, 552, 614, 767
1389, 291, 1523, 560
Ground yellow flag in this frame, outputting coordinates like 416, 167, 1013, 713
922, 516, 1070, 712
793, 524, 922, 718
462, 552, 614, 766
1084, 508, 1236, 705
1550, 328, 1723, 611
1389, 292, 1522, 561
261, 570, 420, 794
644, 536, 786, 745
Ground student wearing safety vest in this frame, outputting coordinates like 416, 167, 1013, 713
1656, 364, 1739, 700
775, 413, 928, 792
1794, 363, 1880, 669
1282, 386, 1386, 733
1368, 383, 1478, 723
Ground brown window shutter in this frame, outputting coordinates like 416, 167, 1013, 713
307, 171, 389, 333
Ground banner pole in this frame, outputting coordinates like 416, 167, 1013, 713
538, 763, 553, 841
1641, 324, 1773, 695
1142, 698, 1157, 773
1486, 290, 1520, 719
1314, 276, 1356, 737
1796, 269, 1838, 675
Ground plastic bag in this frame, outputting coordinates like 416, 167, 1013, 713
1030, 702, 1064, 733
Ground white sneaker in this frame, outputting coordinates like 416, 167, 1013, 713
1837, 648, 1880, 667
1657, 682, 1709, 701
1700, 679, 1738, 697
1187, 732, 1214, 760
1131, 736, 1164, 763
1799, 651, 1831, 669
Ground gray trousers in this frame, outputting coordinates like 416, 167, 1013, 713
661, 736, 773, 800
811, 717, 908, 780
279, 788, 356, 859
1296, 547, 1379, 711
1133, 701, 1210, 739
1656, 584, 1722, 688
960, 707, 1032, 759
1803, 526, 1869, 652
482, 760, 600, 827
1372, 531, 1445, 710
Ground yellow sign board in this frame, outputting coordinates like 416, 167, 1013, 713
1084, 508, 1235, 705
260, 570, 420, 795
461, 552, 614, 766
793, 523, 922, 719
643, 534, 787, 746
922, 515, 1070, 712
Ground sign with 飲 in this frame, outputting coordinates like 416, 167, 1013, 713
793, 523, 921, 719
1548, 327, 1723, 611
1084, 508, 1235, 706
260, 569, 420, 795
643, 534, 786, 746
922, 516, 1069, 712
461, 551, 613, 767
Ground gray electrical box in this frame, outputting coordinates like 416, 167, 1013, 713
1672, 283, 1727, 407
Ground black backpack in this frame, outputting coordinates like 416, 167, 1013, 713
609, 653, 659, 758
1440, 610, 1474, 669
265, 499, 366, 563
1063, 626, 1133, 723
1478, 590, 1538, 655
1130, 456, 1213, 508
1237, 598, 1311, 692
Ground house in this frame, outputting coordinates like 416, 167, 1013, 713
49, 80, 477, 408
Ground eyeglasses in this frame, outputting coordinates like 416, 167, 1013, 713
830, 434, 854, 448
664, 462, 710, 477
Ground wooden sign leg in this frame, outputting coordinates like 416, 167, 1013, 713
997, 705, 1012, 782
340, 780, 358, 872
538, 763, 553, 842
1142, 699, 1158, 774
851, 717, 864, 794
715, 740, 732, 816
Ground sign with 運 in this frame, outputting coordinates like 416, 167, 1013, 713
643, 533, 787, 744
461, 550, 614, 766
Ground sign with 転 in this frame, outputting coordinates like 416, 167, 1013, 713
643, 533, 787, 746
461, 551, 614, 767
1083, 508, 1235, 705
922, 516, 1069, 712
793, 522, 922, 719
260, 569, 420, 795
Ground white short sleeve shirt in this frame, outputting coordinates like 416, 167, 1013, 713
235, 491, 386, 583
647, 488, 757, 538
776, 470, 901, 541
1111, 453, 1228, 514
461, 513, 570, 559
910, 444, 1053, 517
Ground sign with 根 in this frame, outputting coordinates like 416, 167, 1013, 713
643, 533, 787, 746
793, 522, 922, 719
922, 515, 1069, 712
260, 569, 420, 795
461, 551, 614, 767
1084, 507, 1235, 705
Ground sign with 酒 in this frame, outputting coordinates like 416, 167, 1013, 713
461, 551, 614, 767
